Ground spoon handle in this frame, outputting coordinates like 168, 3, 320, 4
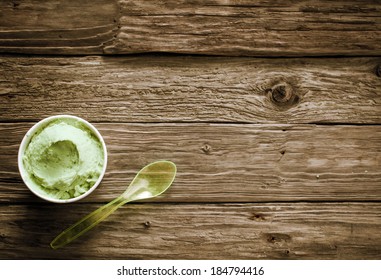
50, 196, 127, 249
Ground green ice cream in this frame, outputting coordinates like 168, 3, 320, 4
23, 118, 104, 200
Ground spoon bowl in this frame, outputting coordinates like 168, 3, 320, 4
122, 160, 176, 201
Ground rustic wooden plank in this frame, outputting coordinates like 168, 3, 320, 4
1, 123, 380, 203
107, 0, 381, 56
1, 56, 380, 123
1, 0, 380, 56
1, 203, 380, 259
0, 0, 118, 54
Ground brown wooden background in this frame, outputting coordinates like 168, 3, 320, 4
0, 0, 380, 259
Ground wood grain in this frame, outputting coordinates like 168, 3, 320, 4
1, 123, 380, 203
1, 203, 380, 259
1, 56, 380, 124
0, 0, 118, 54
108, 0, 381, 56
1, 0, 380, 56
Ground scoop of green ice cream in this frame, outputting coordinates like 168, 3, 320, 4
23, 118, 104, 200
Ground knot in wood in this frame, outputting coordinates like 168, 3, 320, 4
250, 213, 266, 222
265, 233, 291, 244
272, 85, 290, 103
269, 82, 299, 110
143, 221, 151, 228
201, 143, 211, 154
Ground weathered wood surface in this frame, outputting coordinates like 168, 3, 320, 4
0, 0, 118, 54
1, 123, 380, 203
1, 0, 381, 261
1, 0, 380, 56
1, 56, 381, 124
1, 203, 380, 259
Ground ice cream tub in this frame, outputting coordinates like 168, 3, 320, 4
18, 115, 107, 203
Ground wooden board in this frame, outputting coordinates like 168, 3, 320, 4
0, 0, 118, 54
1, 0, 380, 56
1, 56, 381, 124
1, 123, 380, 203
1, 203, 380, 259
1, 0, 380, 261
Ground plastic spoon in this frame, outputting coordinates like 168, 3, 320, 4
50, 160, 176, 249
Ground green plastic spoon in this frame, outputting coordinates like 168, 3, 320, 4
50, 160, 176, 249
